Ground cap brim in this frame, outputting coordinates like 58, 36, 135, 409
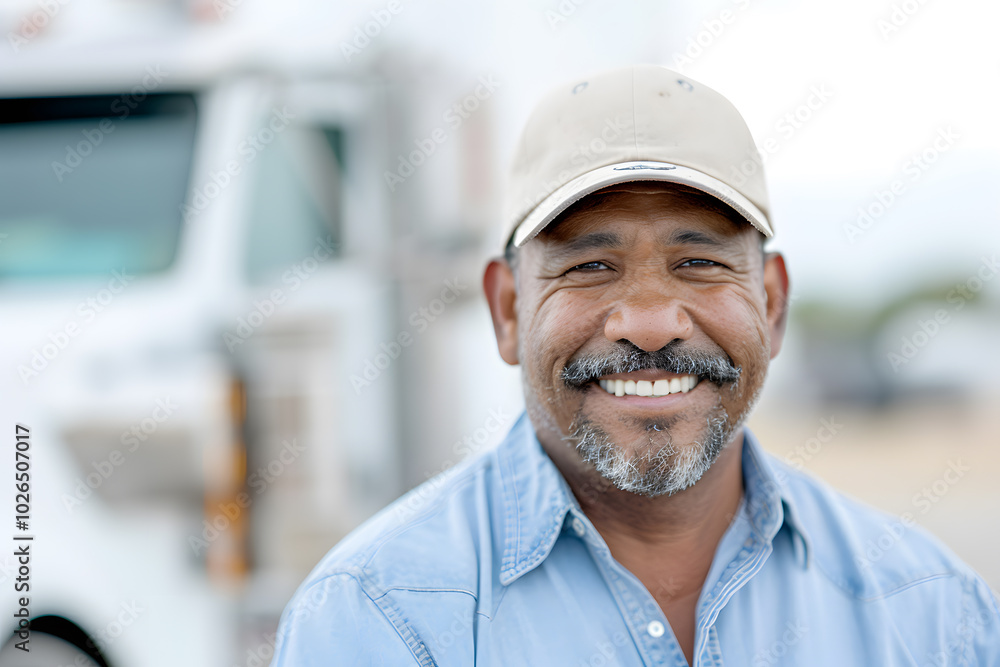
511, 160, 772, 247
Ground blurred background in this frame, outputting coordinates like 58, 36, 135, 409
0, 0, 997, 664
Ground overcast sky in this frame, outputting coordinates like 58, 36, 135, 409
372, 0, 1000, 306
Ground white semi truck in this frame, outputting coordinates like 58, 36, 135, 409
0, 24, 409, 667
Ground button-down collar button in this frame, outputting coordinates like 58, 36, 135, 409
647, 620, 665, 638
571, 517, 586, 537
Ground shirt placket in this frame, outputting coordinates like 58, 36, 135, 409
693, 537, 773, 666
580, 527, 689, 666
575, 512, 774, 667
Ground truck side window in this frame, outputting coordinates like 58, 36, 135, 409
244, 123, 342, 284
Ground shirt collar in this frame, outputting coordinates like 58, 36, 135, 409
495, 411, 813, 585
496, 412, 576, 585
740, 427, 813, 569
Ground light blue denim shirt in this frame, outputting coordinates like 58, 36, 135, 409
272, 412, 1000, 666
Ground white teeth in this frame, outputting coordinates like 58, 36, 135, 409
598, 375, 700, 397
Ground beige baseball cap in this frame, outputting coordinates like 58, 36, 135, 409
503, 64, 772, 249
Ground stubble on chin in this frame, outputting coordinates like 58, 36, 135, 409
563, 398, 736, 498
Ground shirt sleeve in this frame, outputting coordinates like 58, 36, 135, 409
968, 578, 1000, 666
270, 573, 422, 667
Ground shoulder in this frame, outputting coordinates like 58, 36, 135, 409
272, 439, 506, 664
760, 450, 1000, 660
766, 452, 1000, 656
305, 442, 502, 593
271, 571, 427, 666
768, 453, 978, 592
278, 438, 503, 607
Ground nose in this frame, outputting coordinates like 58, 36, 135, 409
603, 284, 694, 352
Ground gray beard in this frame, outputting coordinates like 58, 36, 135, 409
565, 402, 735, 498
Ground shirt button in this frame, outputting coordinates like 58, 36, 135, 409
571, 517, 586, 537
647, 620, 665, 638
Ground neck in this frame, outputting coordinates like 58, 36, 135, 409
540, 428, 746, 589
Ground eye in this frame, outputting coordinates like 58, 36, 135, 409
679, 258, 724, 268
565, 261, 611, 274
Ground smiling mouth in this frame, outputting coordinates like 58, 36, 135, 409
596, 373, 701, 397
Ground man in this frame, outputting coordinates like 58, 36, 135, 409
272, 65, 999, 666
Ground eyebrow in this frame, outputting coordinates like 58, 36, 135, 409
542, 227, 735, 264
543, 231, 625, 259
666, 229, 727, 247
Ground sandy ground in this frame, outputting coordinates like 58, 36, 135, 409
747, 395, 1000, 592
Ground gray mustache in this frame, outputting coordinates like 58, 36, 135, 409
561, 341, 741, 389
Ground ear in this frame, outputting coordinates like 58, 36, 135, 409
762, 252, 790, 360
483, 258, 519, 365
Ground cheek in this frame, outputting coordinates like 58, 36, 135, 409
699, 289, 771, 382
519, 291, 607, 376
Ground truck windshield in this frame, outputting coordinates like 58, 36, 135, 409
0, 93, 196, 280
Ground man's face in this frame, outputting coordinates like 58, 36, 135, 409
485, 183, 789, 498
